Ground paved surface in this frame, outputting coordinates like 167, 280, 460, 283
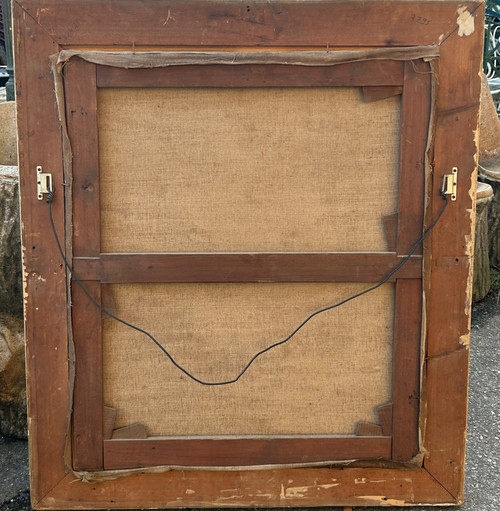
0, 436, 29, 511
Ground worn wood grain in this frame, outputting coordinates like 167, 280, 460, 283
392, 279, 421, 461
97, 61, 404, 88
423, 13, 484, 499
71, 281, 103, 470
12, 4, 68, 504
15, 0, 483, 507
424, 349, 469, 503
64, 59, 100, 257
426, 26, 483, 358
37, 468, 455, 509
103, 437, 391, 469
72, 253, 422, 283
397, 60, 430, 255
18, 0, 476, 47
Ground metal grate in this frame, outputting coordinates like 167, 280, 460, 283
485, 0, 500, 115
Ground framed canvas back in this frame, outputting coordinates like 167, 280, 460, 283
14, 0, 483, 508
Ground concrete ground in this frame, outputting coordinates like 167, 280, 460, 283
0, 290, 498, 511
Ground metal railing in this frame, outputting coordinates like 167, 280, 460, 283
0, 0, 13, 100
485, 0, 500, 115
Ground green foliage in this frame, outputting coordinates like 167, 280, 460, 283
490, 267, 500, 296
489, 266, 500, 305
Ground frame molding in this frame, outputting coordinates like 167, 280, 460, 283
14, 0, 483, 507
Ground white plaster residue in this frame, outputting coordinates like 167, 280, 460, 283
284, 486, 309, 499
185, 489, 195, 495
21, 234, 29, 314
465, 232, 475, 257
467, 159, 478, 258
31, 272, 46, 283
217, 487, 245, 502
217, 494, 243, 501
464, 157, 478, 317
472, 128, 480, 166
357, 495, 407, 506
284, 483, 340, 499
248, 492, 274, 500
457, 7, 475, 37
464, 239, 473, 315
355, 478, 367, 484
460, 334, 470, 347
280, 479, 340, 501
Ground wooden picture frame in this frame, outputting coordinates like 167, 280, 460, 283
14, 0, 483, 508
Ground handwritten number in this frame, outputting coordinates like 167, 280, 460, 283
411, 14, 431, 25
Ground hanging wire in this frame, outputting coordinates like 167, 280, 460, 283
47, 188, 449, 386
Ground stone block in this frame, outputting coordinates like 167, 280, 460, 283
0, 166, 22, 318
0, 313, 26, 439
0, 102, 17, 166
